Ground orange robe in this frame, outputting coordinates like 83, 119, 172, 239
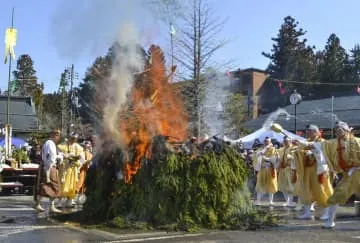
76, 150, 93, 193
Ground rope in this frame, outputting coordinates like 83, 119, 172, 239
268, 77, 360, 86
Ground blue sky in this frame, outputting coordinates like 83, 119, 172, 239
1, 0, 360, 93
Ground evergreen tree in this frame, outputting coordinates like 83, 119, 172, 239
350, 44, 360, 74
59, 69, 70, 134
13, 54, 43, 111
78, 52, 112, 126
223, 93, 246, 136
78, 43, 147, 130
13, 54, 38, 96
262, 16, 317, 111
348, 44, 360, 89
41, 92, 63, 130
318, 33, 350, 96
262, 16, 316, 86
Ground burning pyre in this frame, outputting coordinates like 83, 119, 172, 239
103, 44, 188, 183
81, 42, 278, 231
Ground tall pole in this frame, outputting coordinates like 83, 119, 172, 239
290, 90, 301, 134
331, 96, 334, 138
5, 8, 15, 159
61, 90, 64, 133
69, 64, 74, 135
170, 23, 174, 69
169, 22, 175, 84
294, 104, 297, 133
6, 8, 14, 125
61, 81, 66, 135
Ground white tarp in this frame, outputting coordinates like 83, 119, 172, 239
224, 127, 306, 149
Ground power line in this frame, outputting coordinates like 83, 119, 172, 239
268, 77, 360, 86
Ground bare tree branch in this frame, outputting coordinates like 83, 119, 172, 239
154, 0, 229, 137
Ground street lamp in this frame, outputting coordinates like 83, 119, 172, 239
289, 90, 302, 133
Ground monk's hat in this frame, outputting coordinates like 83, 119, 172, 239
70, 132, 79, 139
283, 135, 291, 141
306, 124, 320, 133
335, 121, 352, 132
82, 140, 92, 147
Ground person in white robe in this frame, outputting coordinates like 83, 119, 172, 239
34, 129, 63, 213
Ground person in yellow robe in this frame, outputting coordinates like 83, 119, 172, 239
317, 121, 360, 228
289, 140, 305, 211
277, 136, 296, 207
75, 141, 93, 204
58, 133, 84, 208
254, 137, 278, 206
294, 124, 333, 220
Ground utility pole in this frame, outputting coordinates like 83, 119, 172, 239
69, 64, 74, 135
61, 88, 66, 134
59, 70, 67, 135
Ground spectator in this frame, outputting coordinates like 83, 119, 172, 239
252, 138, 262, 150
29, 144, 42, 164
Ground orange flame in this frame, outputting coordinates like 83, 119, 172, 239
121, 45, 188, 183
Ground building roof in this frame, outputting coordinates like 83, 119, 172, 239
0, 96, 39, 132
245, 95, 360, 131
231, 68, 269, 75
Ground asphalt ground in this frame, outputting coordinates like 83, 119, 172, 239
0, 195, 359, 243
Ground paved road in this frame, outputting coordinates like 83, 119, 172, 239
0, 196, 106, 242
0, 196, 359, 242
147, 206, 360, 243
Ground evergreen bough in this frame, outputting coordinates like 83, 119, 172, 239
81, 138, 276, 231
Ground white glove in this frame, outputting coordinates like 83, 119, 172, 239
286, 154, 293, 159
306, 150, 313, 156
56, 154, 64, 162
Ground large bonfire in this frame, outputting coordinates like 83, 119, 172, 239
119, 44, 188, 183
81, 44, 275, 231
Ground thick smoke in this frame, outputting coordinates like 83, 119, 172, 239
50, 0, 154, 149
102, 23, 144, 148
203, 69, 231, 136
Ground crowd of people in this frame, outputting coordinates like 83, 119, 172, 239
33, 130, 94, 214
30, 121, 360, 230
249, 121, 360, 229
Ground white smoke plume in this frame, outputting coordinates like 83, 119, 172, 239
203, 69, 231, 137
102, 23, 144, 148
50, 0, 163, 147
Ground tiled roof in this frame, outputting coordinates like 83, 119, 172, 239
0, 96, 39, 132
245, 96, 360, 131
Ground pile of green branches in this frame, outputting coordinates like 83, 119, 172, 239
81, 137, 277, 231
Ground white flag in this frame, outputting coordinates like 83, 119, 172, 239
4, 28, 17, 64
170, 24, 176, 36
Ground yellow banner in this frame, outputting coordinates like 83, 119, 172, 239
4, 28, 17, 64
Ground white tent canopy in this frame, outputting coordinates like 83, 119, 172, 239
224, 127, 305, 149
